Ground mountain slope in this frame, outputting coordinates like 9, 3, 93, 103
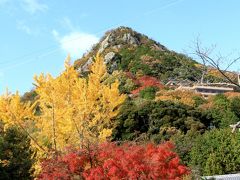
74, 26, 203, 83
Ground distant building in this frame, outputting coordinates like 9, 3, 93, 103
165, 79, 194, 88
176, 83, 237, 97
194, 85, 234, 96
203, 173, 240, 180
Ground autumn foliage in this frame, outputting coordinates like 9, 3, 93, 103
0, 91, 36, 129
0, 55, 191, 179
156, 90, 202, 106
33, 54, 126, 151
128, 74, 164, 95
38, 141, 189, 180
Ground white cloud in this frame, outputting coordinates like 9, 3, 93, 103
53, 30, 99, 58
21, 0, 48, 14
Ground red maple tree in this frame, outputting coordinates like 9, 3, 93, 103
38, 142, 189, 180
131, 75, 164, 95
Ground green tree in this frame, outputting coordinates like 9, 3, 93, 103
113, 100, 211, 143
0, 126, 36, 180
112, 100, 151, 141
210, 94, 239, 128
190, 128, 240, 175
139, 86, 158, 100
171, 131, 200, 165
230, 96, 240, 117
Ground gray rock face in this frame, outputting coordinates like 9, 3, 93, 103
98, 31, 139, 54
104, 52, 116, 64
79, 29, 141, 73
99, 32, 139, 54
80, 52, 118, 73
104, 52, 118, 73
98, 35, 110, 53
122, 33, 139, 45
109, 62, 118, 73
80, 57, 93, 72
98, 33, 116, 53
113, 45, 122, 49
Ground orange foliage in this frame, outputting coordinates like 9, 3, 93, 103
126, 74, 164, 95
199, 92, 240, 110
156, 90, 202, 106
225, 92, 240, 99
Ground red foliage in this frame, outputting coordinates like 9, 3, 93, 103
131, 75, 164, 95
38, 149, 88, 180
38, 142, 189, 180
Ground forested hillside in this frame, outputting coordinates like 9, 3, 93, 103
1, 27, 240, 179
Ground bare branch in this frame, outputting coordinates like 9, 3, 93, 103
193, 39, 240, 88
224, 56, 240, 71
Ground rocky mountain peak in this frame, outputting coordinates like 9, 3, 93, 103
74, 26, 167, 73
97, 26, 167, 53
73, 26, 232, 89
98, 27, 140, 54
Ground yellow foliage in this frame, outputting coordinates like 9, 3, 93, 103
0, 91, 36, 129
208, 68, 236, 80
156, 90, 201, 106
225, 92, 240, 99
34, 54, 126, 151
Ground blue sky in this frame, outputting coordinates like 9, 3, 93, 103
0, 0, 240, 94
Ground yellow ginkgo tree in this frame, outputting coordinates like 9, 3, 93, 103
0, 91, 45, 151
34, 54, 126, 151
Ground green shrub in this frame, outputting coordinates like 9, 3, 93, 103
190, 129, 240, 175
112, 100, 212, 142
139, 86, 158, 100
